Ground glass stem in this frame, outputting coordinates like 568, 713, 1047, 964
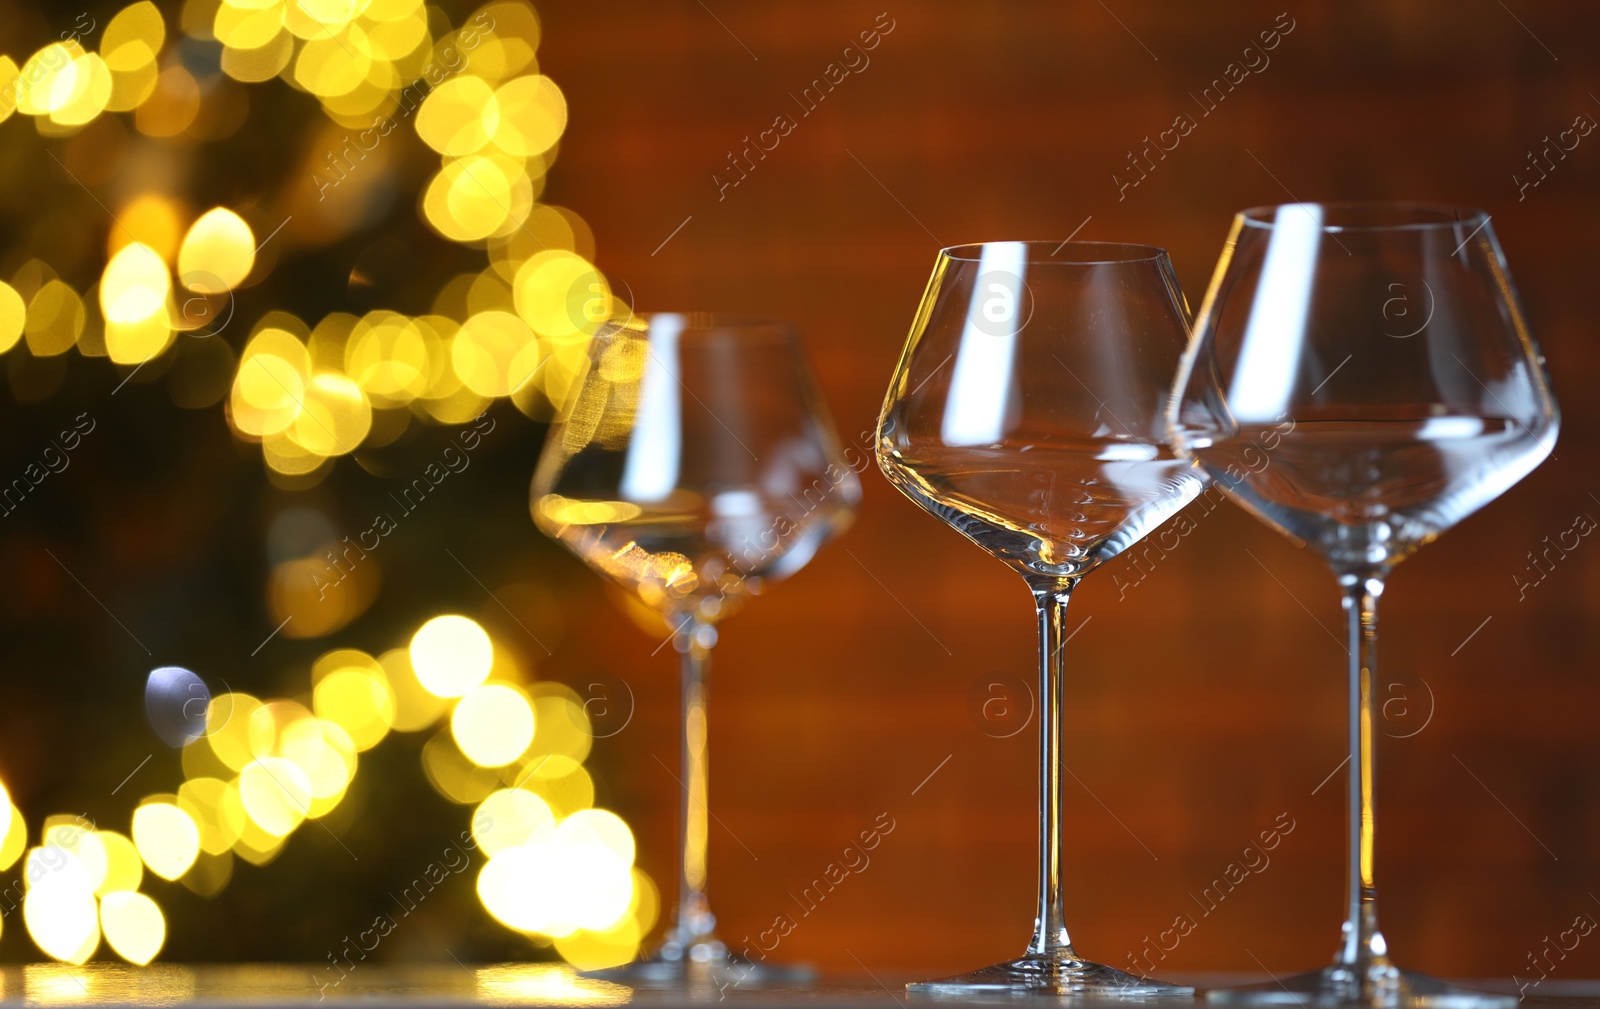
669, 616, 718, 956
1336, 571, 1389, 969
1026, 578, 1078, 960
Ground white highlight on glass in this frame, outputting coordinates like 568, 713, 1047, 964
1228, 205, 1323, 421
1416, 416, 1484, 440
1095, 442, 1159, 461
620, 313, 686, 502
711, 490, 761, 517
941, 242, 1026, 447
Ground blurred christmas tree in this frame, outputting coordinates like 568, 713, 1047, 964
0, 0, 654, 971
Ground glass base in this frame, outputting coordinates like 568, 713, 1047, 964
908, 954, 1195, 998
1205, 964, 1516, 1007
581, 951, 814, 989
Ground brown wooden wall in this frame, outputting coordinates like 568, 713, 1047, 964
534, 0, 1600, 982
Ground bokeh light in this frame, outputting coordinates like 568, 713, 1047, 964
99, 891, 165, 965
43, 821, 107, 893
26, 280, 85, 357
378, 647, 449, 730
0, 0, 605, 483
473, 788, 555, 857
422, 728, 501, 805
4, 604, 653, 968
177, 208, 256, 292
0, 0, 648, 964
0, 797, 25, 871
451, 683, 536, 767
94, 832, 144, 896
0, 282, 25, 354
23, 846, 100, 965
99, 242, 168, 325
410, 614, 494, 697
203, 692, 264, 772
312, 652, 397, 750
131, 801, 200, 881
178, 778, 241, 857
476, 808, 639, 946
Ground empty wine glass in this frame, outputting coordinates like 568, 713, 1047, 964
877, 241, 1205, 997
1169, 203, 1558, 1007
532, 312, 860, 983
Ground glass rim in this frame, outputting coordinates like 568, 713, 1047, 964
938, 240, 1169, 265
1237, 201, 1491, 234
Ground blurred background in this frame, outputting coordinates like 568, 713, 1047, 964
0, 0, 1594, 986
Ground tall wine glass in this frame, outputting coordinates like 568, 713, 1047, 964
1169, 203, 1558, 1007
877, 241, 1205, 996
532, 312, 859, 983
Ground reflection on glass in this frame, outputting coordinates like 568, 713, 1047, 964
878, 241, 1204, 997
1170, 203, 1558, 1007
532, 313, 859, 984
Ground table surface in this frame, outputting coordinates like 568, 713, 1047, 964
0, 965, 1596, 1008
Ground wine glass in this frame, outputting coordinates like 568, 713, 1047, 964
877, 241, 1206, 997
1169, 203, 1558, 1007
531, 312, 860, 983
